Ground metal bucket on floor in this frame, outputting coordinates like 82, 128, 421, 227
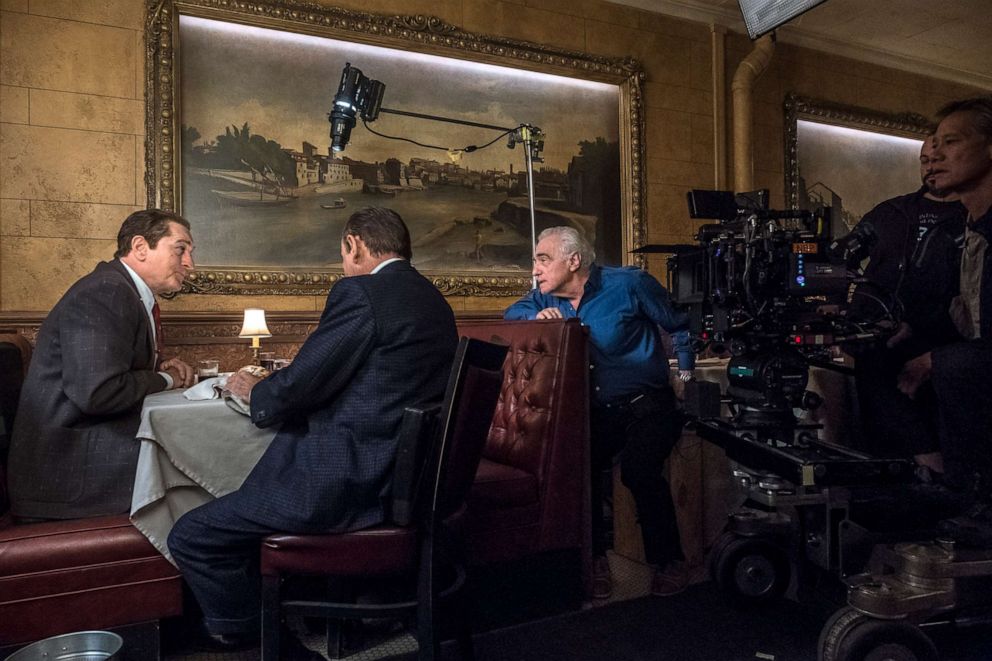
3, 631, 122, 661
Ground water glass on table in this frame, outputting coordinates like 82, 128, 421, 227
259, 352, 276, 371
196, 358, 220, 383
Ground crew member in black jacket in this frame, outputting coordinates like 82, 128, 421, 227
848, 138, 966, 466
894, 99, 992, 546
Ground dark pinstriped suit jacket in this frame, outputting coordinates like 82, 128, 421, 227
236, 260, 458, 532
8, 259, 168, 519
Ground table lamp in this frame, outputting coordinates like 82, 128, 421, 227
239, 308, 272, 365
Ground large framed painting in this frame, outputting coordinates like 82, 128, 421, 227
146, 0, 646, 296
784, 94, 934, 240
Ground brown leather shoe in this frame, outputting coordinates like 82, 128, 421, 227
592, 555, 613, 599
651, 561, 688, 597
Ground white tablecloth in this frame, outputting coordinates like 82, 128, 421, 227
129, 390, 276, 564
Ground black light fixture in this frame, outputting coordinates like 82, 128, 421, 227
329, 63, 385, 153
737, 0, 828, 39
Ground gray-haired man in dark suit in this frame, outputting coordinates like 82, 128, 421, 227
8, 209, 196, 520
168, 207, 458, 652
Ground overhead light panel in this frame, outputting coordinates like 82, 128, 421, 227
737, 0, 828, 39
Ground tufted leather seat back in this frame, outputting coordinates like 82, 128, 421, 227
456, 319, 590, 567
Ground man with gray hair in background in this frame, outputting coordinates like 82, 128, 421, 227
505, 226, 695, 597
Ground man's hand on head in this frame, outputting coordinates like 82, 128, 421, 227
161, 357, 195, 389
535, 307, 563, 320
897, 351, 932, 399
225, 368, 264, 401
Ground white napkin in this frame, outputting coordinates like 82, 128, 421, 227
183, 375, 229, 400
224, 394, 251, 416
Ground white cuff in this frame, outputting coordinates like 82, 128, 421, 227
159, 370, 174, 389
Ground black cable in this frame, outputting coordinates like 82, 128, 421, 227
361, 118, 516, 154
472, 129, 517, 151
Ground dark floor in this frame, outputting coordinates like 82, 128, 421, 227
161, 551, 992, 661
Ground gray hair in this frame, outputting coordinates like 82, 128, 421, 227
538, 226, 595, 270
937, 96, 992, 142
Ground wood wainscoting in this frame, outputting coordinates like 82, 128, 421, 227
0, 310, 503, 373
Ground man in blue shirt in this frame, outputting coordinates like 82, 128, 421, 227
505, 226, 695, 597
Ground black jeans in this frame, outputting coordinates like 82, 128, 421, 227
590, 386, 685, 567
853, 346, 940, 457
931, 341, 992, 495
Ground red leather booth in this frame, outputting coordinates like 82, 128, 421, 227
457, 319, 591, 585
0, 318, 591, 649
0, 334, 182, 651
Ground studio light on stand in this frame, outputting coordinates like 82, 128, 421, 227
239, 308, 272, 366
328, 63, 544, 287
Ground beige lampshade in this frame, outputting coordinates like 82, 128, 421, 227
238, 308, 272, 339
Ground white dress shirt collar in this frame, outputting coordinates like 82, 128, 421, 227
119, 260, 172, 386
120, 259, 156, 315
371, 257, 404, 274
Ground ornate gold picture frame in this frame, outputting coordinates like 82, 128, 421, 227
784, 94, 934, 238
146, 0, 646, 296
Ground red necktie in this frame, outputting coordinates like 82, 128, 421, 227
152, 302, 165, 360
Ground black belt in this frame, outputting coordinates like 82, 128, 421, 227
596, 386, 675, 413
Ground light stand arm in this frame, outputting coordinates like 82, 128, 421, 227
379, 107, 513, 133
376, 108, 543, 289
520, 126, 540, 289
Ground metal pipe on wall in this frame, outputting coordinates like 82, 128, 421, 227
731, 34, 775, 193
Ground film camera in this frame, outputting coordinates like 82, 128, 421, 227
667, 189, 885, 423
667, 193, 992, 661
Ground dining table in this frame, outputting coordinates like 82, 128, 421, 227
129, 388, 276, 564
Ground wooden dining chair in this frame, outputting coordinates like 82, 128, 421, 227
260, 337, 508, 661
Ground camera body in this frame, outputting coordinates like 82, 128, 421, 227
668, 189, 880, 412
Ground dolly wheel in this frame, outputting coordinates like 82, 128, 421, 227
707, 531, 740, 581
818, 606, 938, 661
713, 536, 790, 605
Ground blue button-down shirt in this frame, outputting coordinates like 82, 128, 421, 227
504, 264, 694, 405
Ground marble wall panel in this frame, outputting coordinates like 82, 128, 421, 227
522, 0, 595, 20
30, 200, 139, 239
0, 84, 28, 124
0, 198, 30, 236
645, 108, 694, 163
644, 81, 712, 116
1, 124, 135, 203
30, 89, 143, 135
584, 1, 641, 29
646, 157, 713, 188
1, 236, 115, 310
27, 0, 144, 30
462, 1, 586, 52
0, 12, 136, 98
690, 112, 714, 166
647, 182, 693, 237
